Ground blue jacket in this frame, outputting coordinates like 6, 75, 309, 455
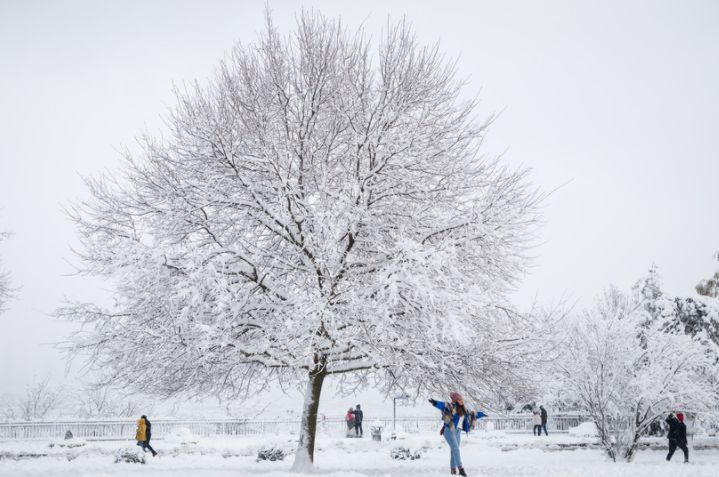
432, 400, 487, 433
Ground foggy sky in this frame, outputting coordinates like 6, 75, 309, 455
1, 0, 718, 394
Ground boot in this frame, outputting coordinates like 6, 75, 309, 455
451, 468, 457, 475
458, 467, 467, 477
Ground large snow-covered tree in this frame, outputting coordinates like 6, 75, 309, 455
60, 12, 544, 469
558, 287, 718, 462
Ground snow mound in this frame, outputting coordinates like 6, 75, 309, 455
49, 438, 87, 449
568, 422, 598, 437
170, 426, 197, 441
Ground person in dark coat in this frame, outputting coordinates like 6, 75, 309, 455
141, 415, 158, 457
353, 404, 364, 437
665, 412, 688, 463
539, 405, 549, 436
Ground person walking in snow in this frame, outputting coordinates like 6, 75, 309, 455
532, 410, 542, 436
666, 412, 689, 463
135, 415, 158, 456
135, 415, 146, 446
429, 392, 486, 477
539, 405, 549, 436
353, 404, 364, 437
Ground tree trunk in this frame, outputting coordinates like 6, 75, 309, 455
623, 431, 640, 462
594, 416, 616, 462
623, 416, 643, 462
290, 371, 326, 472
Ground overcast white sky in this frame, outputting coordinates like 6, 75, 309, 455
1, 0, 718, 394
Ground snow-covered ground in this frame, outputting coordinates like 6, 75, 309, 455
1, 430, 718, 477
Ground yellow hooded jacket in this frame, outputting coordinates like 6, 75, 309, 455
135, 418, 147, 441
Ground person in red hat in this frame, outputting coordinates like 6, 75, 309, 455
428, 392, 486, 476
665, 412, 689, 463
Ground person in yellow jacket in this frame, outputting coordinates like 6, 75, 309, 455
135, 417, 146, 443
135, 415, 158, 456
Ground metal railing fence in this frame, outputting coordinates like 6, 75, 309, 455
0, 414, 589, 441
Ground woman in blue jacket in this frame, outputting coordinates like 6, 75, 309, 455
429, 392, 486, 477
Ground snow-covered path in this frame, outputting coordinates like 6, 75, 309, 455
1, 431, 717, 476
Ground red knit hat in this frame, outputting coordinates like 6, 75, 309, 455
676, 412, 684, 422
449, 392, 463, 403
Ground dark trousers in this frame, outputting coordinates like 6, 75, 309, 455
667, 439, 688, 462
533, 425, 541, 436
540, 423, 548, 436
141, 440, 157, 456
355, 421, 363, 436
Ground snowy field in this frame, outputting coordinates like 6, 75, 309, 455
1, 430, 717, 477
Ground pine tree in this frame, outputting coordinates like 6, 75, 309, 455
696, 252, 719, 298
635, 266, 719, 352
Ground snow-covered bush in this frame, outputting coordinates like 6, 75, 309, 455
256, 447, 285, 462
558, 286, 718, 462
114, 447, 146, 464
390, 446, 424, 460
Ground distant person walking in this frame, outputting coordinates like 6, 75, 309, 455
532, 410, 542, 436
539, 405, 549, 436
429, 391, 486, 477
135, 415, 158, 456
353, 404, 364, 437
666, 412, 689, 463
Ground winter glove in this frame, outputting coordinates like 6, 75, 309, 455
428, 399, 437, 406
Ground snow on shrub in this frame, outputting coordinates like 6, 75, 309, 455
257, 447, 286, 462
114, 447, 146, 464
390, 446, 425, 460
